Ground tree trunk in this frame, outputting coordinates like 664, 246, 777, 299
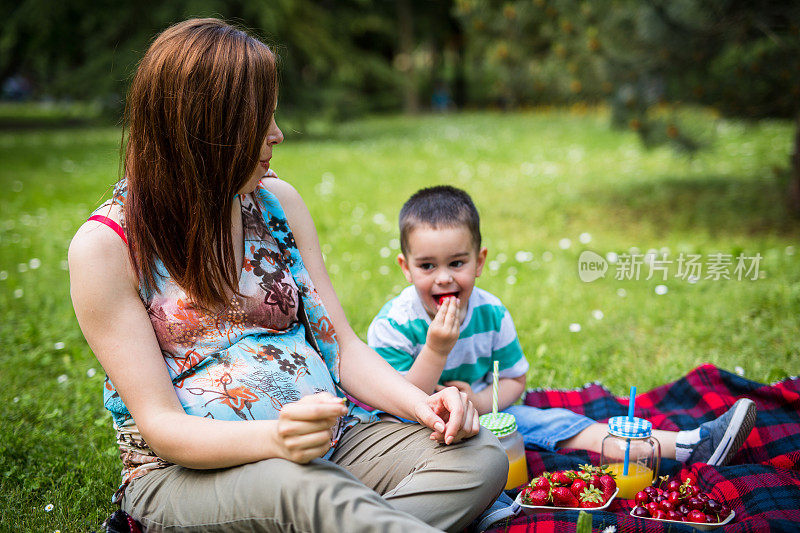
790, 114, 800, 215
397, 0, 419, 114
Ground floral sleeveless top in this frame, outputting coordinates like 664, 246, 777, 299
96, 171, 376, 503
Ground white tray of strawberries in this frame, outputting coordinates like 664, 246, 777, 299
515, 464, 618, 514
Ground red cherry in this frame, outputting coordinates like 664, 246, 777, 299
666, 510, 683, 521
659, 501, 675, 513
689, 485, 701, 496
687, 510, 707, 523
718, 505, 732, 520
632, 506, 650, 518
652, 509, 667, 520
706, 514, 717, 523
635, 491, 650, 506
668, 491, 682, 504
646, 502, 659, 515
688, 497, 704, 510
667, 480, 682, 492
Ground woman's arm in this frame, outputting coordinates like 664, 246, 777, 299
69, 213, 344, 468
264, 178, 479, 443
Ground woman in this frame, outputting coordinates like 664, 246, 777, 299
69, 18, 506, 532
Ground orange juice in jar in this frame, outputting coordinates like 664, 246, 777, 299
600, 416, 661, 499
479, 412, 529, 489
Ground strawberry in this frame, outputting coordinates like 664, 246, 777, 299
524, 489, 550, 507
550, 471, 572, 486
579, 487, 605, 508
532, 475, 551, 491
551, 487, 580, 507
598, 474, 617, 501
569, 478, 588, 497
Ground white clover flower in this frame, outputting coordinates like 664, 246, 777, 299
380, 247, 391, 258
592, 310, 604, 320
606, 252, 618, 264
17, 263, 28, 273
489, 260, 500, 272
0, 271, 7, 280
515, 251, 533, 263
45, 504, 54, 512
655, 285, 668, 295
735, 366, 745, 376
616, 288, 627, 297
57, 375, 68, 384
558, 238, 571, 250
87, 368, 97, 378
54, 342, 65, 350
379, 265, 390, 276
29, 258, 41, 269
13, 397, 19, 403
505, 275, 517, 285
579, 232, 592, 244
569, 323, 582, 333
389, 238, 400, 249
14, 288, 23, 298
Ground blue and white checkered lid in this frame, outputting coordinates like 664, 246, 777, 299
608, 416, 652, 438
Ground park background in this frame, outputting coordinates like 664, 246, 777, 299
1, 0, 799, 530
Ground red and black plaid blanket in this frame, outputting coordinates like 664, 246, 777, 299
491, 364, 800, 532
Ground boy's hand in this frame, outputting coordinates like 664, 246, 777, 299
425, 297, 461, 357
442, 380, 477, 405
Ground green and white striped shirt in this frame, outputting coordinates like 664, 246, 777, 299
367, 286, 528, 392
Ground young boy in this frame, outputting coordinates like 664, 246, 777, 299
368, 185, 756, 467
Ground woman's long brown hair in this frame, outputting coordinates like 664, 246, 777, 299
123, 18, 277, 310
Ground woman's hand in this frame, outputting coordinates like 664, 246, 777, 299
273, 393, 348, 464
414, 386, 479, 445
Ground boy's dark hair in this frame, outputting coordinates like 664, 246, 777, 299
399, 185, 481, 255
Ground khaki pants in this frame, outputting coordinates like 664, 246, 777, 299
121, 423, 507, 532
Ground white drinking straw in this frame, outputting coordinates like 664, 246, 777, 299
492, 360, 499, 417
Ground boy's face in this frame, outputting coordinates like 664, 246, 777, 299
398, 224, 487, 320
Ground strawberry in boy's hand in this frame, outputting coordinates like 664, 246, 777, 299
425, 296, 461, 357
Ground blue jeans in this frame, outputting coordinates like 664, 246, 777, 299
505, 404, 595, 451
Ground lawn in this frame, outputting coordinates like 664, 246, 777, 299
1, 108, 798, 530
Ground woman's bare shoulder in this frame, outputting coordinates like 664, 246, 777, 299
258, 176, 305, 208
69, 203, 136, 289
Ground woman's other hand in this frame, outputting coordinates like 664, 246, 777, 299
273, 393, 348, 463
414, 386, 479, 445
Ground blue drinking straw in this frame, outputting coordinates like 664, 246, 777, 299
623, 386, 637, 476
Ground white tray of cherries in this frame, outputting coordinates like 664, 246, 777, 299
629, 471, 734, 529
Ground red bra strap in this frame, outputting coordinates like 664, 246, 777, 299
88, 215, 128, 245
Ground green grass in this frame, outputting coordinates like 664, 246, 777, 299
1, 109, 798, 530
